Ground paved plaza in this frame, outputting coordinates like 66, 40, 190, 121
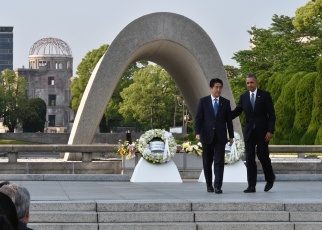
7, 179, 322, 204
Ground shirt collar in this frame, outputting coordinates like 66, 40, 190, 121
211, 95, 219, 101
249, 88, 258, 96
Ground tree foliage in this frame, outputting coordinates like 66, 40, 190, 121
0, 69, 28, 132
301, 58, 322, 145
233, 14, 319, 76
292, 72, 317, 144
230, 3, 322, 145
70, 44, 148, 131
70, 44, 109, 112
119, 65, 182, 130
271, 72, 306, 144
22, 98, 47, 132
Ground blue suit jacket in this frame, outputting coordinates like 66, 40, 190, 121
195, 95, 234, 145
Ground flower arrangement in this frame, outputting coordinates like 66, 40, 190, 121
225, 132, 245, 164
117, 140, 137, 160
137, 129, 177, 164
181, 142, 202, 157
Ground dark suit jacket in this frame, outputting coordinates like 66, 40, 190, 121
232, 89, 276, 142
195, 95, 234, 145
18, 222, 33, 230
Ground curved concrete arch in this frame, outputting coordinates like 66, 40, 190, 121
66, 12, 240, 160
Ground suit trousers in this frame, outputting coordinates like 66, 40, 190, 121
202, 132, 226, 188
245, 128, 275, 187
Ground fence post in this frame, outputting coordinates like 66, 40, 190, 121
82, 152, 92, 162
8, 152, 18, 163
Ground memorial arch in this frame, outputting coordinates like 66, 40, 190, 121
66, 12, 240, 161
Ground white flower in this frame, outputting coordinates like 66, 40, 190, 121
181, 132, 245, 164
138, 129, 177, 164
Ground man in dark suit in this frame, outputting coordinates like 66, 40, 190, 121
195, 78, 234, 194
232, 74, 276, 193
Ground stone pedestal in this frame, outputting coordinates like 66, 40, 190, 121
198, 159, 247, 183
131, 158, 182, 182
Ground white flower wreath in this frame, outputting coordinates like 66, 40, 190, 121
137, 129, 177, 164
224, 132, 245, 164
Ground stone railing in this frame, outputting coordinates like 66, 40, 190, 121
0, 144, 322, 163
0, 144, 118, 163
269, 145, 322, 158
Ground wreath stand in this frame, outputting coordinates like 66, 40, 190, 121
198, 142, 247, 183
198, 159, 247, 183
131, 158, 183, 182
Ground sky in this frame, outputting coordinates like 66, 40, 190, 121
1, 0, 309, 76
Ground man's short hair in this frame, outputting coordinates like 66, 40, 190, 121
0, 184, 30, 220
209, 78, 223, 87
246, 74, 257, 80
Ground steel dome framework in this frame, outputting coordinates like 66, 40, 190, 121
29, 37, 72, 56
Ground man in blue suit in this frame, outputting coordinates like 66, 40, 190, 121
232, 74, 276, 193
195, 78, 234, 193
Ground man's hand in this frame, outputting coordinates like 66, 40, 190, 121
196, 134, 200, 140
229, 138, 234, 146
265, 132, 273, 142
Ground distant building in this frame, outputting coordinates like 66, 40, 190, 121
15, 37, 74, 133
0, 26, 13, 72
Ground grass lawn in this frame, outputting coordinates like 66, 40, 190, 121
0, 139, 38, 144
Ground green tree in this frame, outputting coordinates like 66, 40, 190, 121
71, 44, 109, 112
293, 0, 322, 38
0, 69, 28, 132
272, 72, 306, 144
224, 65, 241, 79
22, 98, 47, 132
119, 65, 180, 130
233, 14, 318, 76
303, 57, 322, 144
70, 44, 148, 132
104, 60, 148, 130
292, 72, 317, 144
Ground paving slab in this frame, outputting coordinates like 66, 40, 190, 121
1, 180, 318, 204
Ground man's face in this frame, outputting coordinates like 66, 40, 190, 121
246, 77, 258, 92
210, 83, 222, 98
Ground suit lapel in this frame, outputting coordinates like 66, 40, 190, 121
217, 96, 222, 114
254, 89, 262, 110
245, 92, 254, 112
207, 96, 214, 115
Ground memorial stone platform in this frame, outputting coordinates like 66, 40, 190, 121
4, 179, 322, 230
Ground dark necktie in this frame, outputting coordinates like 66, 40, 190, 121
214, 99, 218, 116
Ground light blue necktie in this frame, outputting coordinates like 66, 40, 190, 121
214, 99, 218, 116
251, 93, 256, 128
251, 93, 255, 109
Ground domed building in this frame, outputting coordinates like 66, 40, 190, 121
16, 37, 74, 133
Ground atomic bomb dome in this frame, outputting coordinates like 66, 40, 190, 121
29, 37, 72, 56
15, 36, 74, 133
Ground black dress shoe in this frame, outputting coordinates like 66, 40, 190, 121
207, 186, 214, 192
215, 188, 222, 194
244, 187, 256, 193
264, 176, 276, 192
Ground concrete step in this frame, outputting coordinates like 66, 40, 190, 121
31, 200, 96, 211
30, 211, 97, 223
29, 223, 98, 230
196, 222, 294, 230
194, 211, 289, 222
98, 211, 193, 223
26, 201, 322, 230
99, 223, 196, 230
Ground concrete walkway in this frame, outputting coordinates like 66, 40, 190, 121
7, 179, 322, 204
